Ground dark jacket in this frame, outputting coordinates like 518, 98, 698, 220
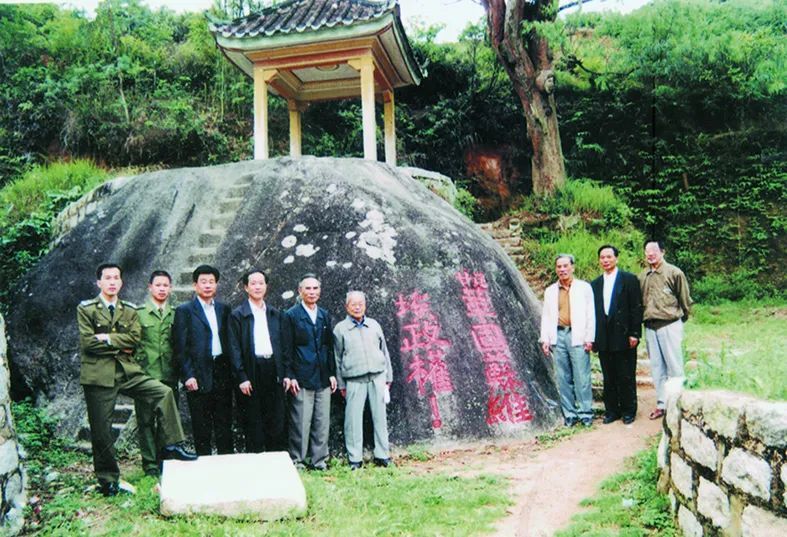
282, 303, 335, 390
173, 298, 230, 392
591, 270, 643, 353
228, 301, 285, 385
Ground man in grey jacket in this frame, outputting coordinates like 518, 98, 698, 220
333, 291, 393, 470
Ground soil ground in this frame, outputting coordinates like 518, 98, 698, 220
409, 388, 662, 537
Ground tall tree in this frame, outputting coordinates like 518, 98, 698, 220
481, 0, 566, 194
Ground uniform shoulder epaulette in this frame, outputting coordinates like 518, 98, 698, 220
79, 298, 99, 307
121, 300, 137, 309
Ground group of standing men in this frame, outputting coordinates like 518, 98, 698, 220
78, 263, 394, 496
539, 240, 692, 427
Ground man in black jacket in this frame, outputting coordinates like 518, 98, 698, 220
591, 245, 643, 425
173, 265, 233, 456
282, 274, 337, 470
228, 269, 287, 453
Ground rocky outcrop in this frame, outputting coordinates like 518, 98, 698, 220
0, 315, 26, 536
659, 380, 787, 536
7, 157, 561, 449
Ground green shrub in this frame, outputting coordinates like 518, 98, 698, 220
692, 269, 779, 304
454, 187, 479, 221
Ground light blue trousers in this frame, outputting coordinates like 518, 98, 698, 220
553, 329, 593, 420
645, 320, 685, 409
344, 373, 390, 463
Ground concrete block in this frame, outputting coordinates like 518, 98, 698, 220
697, 477, 730, 529
678, 505, 703, 537
745, 400, 787, 448
160, 452, 307, 520
671, 453, 694, 499
721, 448, 771, 500
681, 420, 718, 471
741, 505, 787, 537
702, 391, 749, 440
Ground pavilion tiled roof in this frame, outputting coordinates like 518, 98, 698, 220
210, 0, 398, 39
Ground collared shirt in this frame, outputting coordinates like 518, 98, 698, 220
199, 297, 223, 356
603, 268, 618, 315
98, 295, 119, 344
639, 260, 692, 325
333, 315, 393, 389
558, 280, 571, 327
301, 302, 318, 325
250, 299, 274, 357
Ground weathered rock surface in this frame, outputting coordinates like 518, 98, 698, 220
160, 452, 306, 520
7, 157, 560, 447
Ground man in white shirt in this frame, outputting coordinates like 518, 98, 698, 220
539, 254, 596, 427
173, 265, 233, 456
228, 269, 287, 452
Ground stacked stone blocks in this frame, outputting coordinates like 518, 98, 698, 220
0, 314, 26, 535
659, 380, 786, 536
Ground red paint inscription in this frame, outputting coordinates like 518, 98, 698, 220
456, 270, 533, 425
395, 291, 454, 429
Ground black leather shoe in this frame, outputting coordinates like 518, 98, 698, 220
602, 415, 620, 424
99, 481, 119, 497
373, 458, 393, 468
622, 415, 635, 425
349, 461, 363, 471
160, 443, 198, 462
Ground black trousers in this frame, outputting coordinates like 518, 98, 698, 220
186, 357, 234, 456
598, 348, 638, 419
239, 357, 287, 453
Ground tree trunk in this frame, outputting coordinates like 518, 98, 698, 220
482, 0, 566, 195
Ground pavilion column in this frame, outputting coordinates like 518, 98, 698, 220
253, 66, 277, 159
349, 56, 377, 161
383, 90, 396, 166
288, 100, 304, 157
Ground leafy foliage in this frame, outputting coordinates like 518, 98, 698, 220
0, 160, 107, 311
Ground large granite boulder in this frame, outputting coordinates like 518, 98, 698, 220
7, 157, 560, 447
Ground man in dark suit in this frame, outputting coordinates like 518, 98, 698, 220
282, 274, 337, 470
173, 264, 233, 456
591, 245, 643, 425
228, 269, 287, 453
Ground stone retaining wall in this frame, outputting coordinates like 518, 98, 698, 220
658, 379, 786, 536
50, 175, 133, 244
0, 314, 26, 535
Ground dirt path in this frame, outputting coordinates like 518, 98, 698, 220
410, 388, 662, 537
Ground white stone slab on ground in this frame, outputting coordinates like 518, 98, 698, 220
160, 451, 307, 520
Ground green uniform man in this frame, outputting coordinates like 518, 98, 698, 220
78, 263, 196, 497
134, 270, 179, 477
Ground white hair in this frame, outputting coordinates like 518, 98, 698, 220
345, 290, 366, 304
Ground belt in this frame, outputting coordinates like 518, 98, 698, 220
557, 325, 571, 332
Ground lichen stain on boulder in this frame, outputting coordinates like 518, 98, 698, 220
7, 157, 560, 447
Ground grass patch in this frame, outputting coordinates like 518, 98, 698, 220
0, 159, 108, 227
555, 444, 676, 537
29, 465, 509, 536
684, 300, 786, 400
14, 402, 509, 536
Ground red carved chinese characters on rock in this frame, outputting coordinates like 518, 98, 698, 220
395, 291, 453, 428
456, 270, 533, 425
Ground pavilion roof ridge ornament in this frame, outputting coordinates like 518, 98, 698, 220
209, 0, 399, 40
